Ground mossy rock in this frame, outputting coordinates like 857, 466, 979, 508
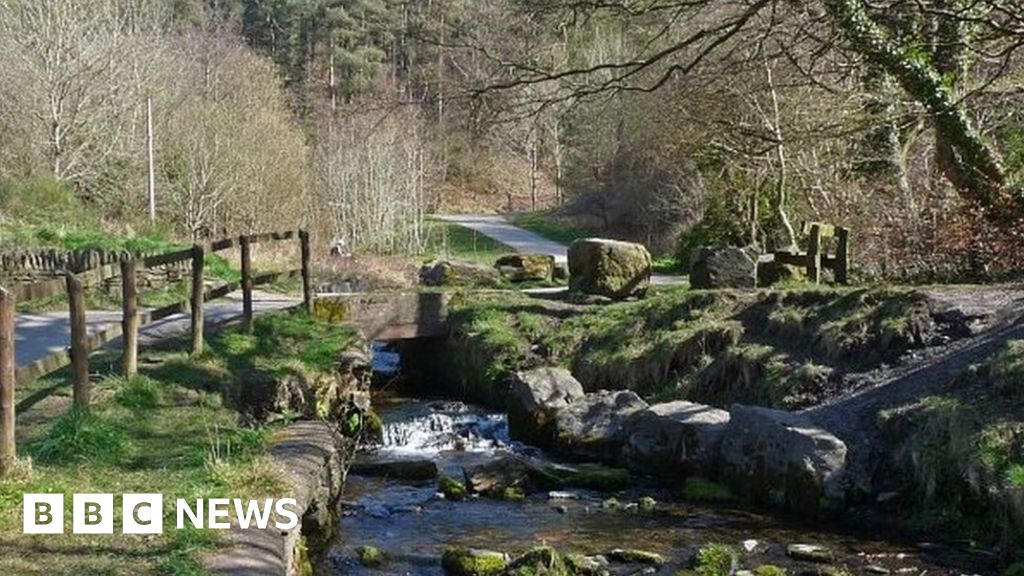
357, 545, 385, 567
495, 253, 555, 282
606, 548, 666, 565
567, 238, 652, 299
350, 458, 438, 482
505, 546, 572, 575
441, 547, 508, 576
752, 565, 787, 576
439, 475, 468, 501
638, 496, 657, 511
693, 543, 738, 576
682, 477, 735, 503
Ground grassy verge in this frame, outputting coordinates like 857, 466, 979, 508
423, 219, 513, 265
0, 311, 357, 575
511, 211, 593, 246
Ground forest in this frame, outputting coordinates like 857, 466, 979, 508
1, 0, 1023, 281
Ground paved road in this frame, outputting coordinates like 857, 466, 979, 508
15, 290, 300, 367
436, 214, 686, 285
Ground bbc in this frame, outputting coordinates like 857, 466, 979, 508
23, 493, 163, 535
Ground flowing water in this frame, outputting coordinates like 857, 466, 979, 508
320, 348, 995, 575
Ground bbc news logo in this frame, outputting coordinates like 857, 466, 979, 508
23, 494, 300, 534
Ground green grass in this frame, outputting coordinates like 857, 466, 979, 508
511, 211, 593, 246
0, 310, 357, 575
651, 256, 685, 274
423, 219, 513, 265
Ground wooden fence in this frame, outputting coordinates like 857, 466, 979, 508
0, 230, 314, 476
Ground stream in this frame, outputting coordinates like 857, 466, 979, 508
318, 348, 993, 575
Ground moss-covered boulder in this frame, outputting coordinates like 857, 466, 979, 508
567, 238, 652, 299
420, 260, 503, 288
495, 253, 556, 282
441, 547, 508, 576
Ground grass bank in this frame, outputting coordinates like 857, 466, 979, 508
0, 311, 358, 575
423, 219, 513, 265
447, 285, 949, 408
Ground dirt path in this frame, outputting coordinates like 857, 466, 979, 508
804, 284, 1024, 486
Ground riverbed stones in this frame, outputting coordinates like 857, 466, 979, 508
719, 404, 847, 513
625, 400, 730, 474
567, 238, 652, 299
494, 253, 555, 282
552, 389, 648, 461
419, 260, 502, 288
507, 367, 586, 445
689, 246, 757, 290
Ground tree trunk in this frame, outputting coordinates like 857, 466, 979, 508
824, 0, 1013, 215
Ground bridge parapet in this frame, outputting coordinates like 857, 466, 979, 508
313, 291, 453, 340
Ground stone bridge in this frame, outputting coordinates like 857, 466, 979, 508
312, 291, 454, 340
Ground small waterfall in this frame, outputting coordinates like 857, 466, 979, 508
377, 403, 510, 455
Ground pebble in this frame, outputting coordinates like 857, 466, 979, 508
742, 539, 762, 553
547, 491, 580, 500
555, 505, 568, 514
786, 543, 834, 563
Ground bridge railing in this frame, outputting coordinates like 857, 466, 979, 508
0, 229, 313, 476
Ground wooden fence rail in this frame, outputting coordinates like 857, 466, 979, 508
0, 229, 313, 477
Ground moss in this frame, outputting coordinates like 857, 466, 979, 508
498, 485, 526, 502
638, 496, 657, 511
607, 548, 666, 565
682, 477, 734, 502
441, 548, 507, 576
505, 546, 571, 576
693, 543, 737, 576
992, 340, 1024, 399
439, 475, 468, 501
357, 545, 385, 567
753, 566, 787, 576
542, 463, 630, 491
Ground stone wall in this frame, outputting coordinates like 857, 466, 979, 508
0, 248, 190, 293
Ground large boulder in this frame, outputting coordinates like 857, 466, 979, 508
689, 247, 757, 290
495, 253, 555, 282
507, 367, 586, 445
419, 260, 501, 288
625, 401, 730, 475
567, 238, 652, 299
718, 404, 847, 514
552, 390, 648, 462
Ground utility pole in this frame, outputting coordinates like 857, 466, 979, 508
147, 96, 156, 224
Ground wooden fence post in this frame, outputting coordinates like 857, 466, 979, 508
120, 258, 138, 378
66, 272, 90, 406
299, 229, 313, 315
836, 227, 850, 285
806, 224, 822, 284
0, 287, 15, 476
240, 235, 253, 330
191, 244, 205, 356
